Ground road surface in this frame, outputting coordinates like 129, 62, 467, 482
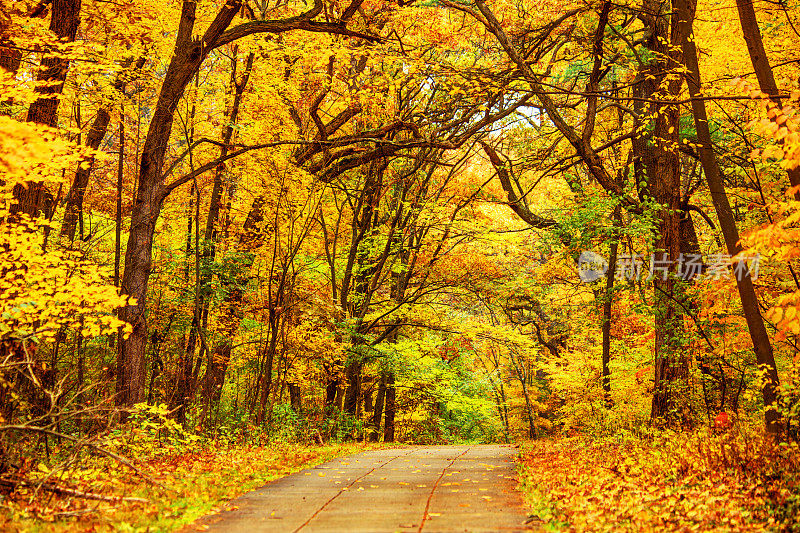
188, 445, 535, 532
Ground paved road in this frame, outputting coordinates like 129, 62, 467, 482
189, 445, 535, 532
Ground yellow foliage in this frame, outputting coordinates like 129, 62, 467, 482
0, 116, 130, 343
0, 117, 92, 189
0, 202, 132, 342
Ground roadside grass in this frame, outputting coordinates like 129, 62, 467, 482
516, 429, 800, 532
0, 441, 379, 532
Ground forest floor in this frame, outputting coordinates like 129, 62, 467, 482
517, 432, 800, 532
3, 432, 798, 532
0, 441, 376, 532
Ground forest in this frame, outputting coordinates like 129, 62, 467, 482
1, 0, 800, 530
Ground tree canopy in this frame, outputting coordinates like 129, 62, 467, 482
2, 0, 800, 528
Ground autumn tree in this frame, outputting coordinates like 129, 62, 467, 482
116, 0, 378, 406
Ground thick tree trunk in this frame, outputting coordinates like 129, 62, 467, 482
289, 384, 302, 415
25, 0, 81, 127
678, 0, 781, 434
0, 49, 21, 77
11, 0, 81, 217
111, 0, 367, 407
325, 377, 339, 414
117, 0, 238, 406
650, 154, 687, 423
115, 0, 363, 406
630, 0, 691, 425
0, 48, 21, 112
343, 359, 362, 416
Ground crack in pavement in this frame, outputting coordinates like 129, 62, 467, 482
294, 448, 416, 532
417, 447, 471, 532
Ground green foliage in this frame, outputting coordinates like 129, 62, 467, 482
376, 336, 503, 443
103, 403, 201, 457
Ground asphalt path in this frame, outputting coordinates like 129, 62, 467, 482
188, 445, 535, 532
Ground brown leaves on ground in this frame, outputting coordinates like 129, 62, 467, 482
518, 429, 800, 532
0, 442, 372, 532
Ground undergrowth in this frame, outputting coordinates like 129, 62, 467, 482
0, 404, 381, 532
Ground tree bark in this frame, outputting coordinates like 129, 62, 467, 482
0, 48, 21, 113
61, 57, 144, 242
370, 373, 386, 441
114, 116, 124, 287
629, 0, 691, 425
678, 0, 781, 434
735, 0, 782, 102
61, 107, 111, 242
601, 205, 620, 405
13, 0, 81, 217
117, 0, 241, 406
289, 384, 302, 415
383, 371, 396, 442
734, 0, 800, 197
25, 0, 81, 127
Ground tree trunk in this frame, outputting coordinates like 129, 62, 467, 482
734, 0, 800, 197
343, 359, 362, 416
370, 373, 386, 441
630, 0, 691, 425
115, 0, 363, 406
601, 205, 620, 405
383, 371, 396, 442
61, 57, 145, 242
678, 0, 781, 434
325, 377, 339, 414
735, 0, 782, 102
117, 1, 238, 406
289, 384, 302, 415
61, 107, 111, 242
13, 0, 81, 217
0, 47, 21, 112
113, 116, 124, 287
110, 0, 371, 407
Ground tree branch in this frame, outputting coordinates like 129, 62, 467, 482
0, 425, 165, 489
479, 140, 557, 229
214, 0, 380, 49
